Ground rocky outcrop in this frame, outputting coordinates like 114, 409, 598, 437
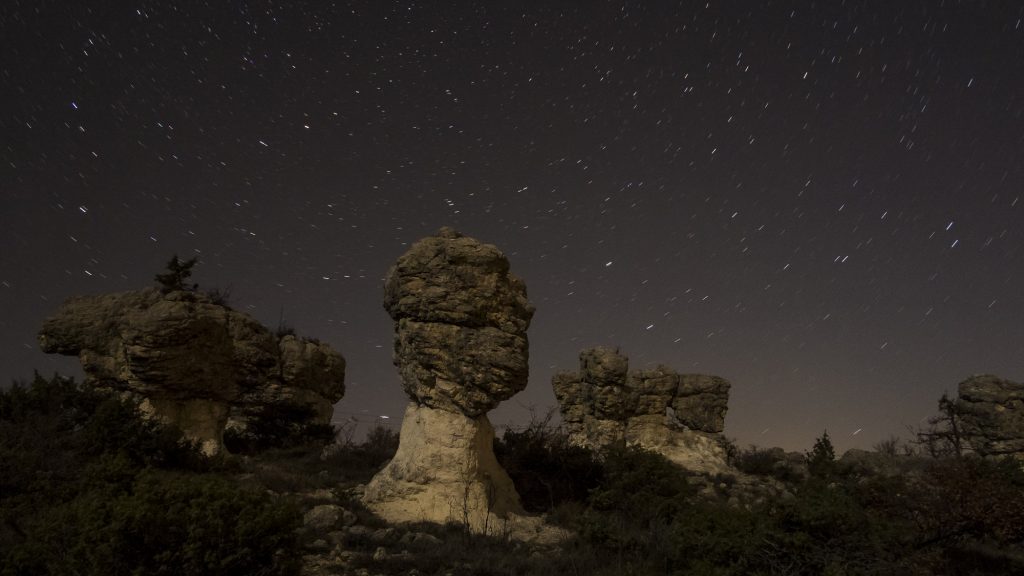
552, 347, 732, 474
38, 287, 345, 455
958, 374, 1024, 460
365, 228, 538, 534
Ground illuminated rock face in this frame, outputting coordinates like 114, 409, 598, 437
38, 288, 345, 455
382, 226, 534, 417
366, 228, 536, 532
958, 374, 1024, 461
552, 347, 732, 474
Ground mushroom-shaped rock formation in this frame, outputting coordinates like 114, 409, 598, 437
552, 347, 732, 474
364, 228, 538, 533
38, 287, 345, 455
957, 374, 1024, 461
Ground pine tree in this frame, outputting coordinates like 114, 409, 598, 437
806, 429, 837, 479
154, 254, 198, 293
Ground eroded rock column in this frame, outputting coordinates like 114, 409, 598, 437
364, 227, 534, 531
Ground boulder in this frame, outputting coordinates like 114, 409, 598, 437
958, 374, 1024, 460
38, 287, 345, 455
304, 504, 346, 531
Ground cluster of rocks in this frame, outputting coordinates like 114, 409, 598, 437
552, 347, 733, 474
36, 228, 1023, 551
38, 287, 345, 455
295, 487, 442, 576
363, 228, 551, 536
296, 485, 558, 576
958, 374, 1024, 461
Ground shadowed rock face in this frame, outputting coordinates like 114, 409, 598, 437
958, 374, 1024, 460
553, 347, 732, 474
383, 226, 534, 417
366, 229, 540, 535
38, 287, 345, 455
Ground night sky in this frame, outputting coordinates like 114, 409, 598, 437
2, 2, 1022, 452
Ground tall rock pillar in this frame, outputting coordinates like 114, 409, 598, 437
364, 228, 535, 531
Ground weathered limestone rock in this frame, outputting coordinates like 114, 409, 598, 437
552, 347, 732, 474
382, 227, 533, 417
38, 287, 345, 455
958, 374, 1024, 460
365, 228, 539, 535
363, 404, 521, 529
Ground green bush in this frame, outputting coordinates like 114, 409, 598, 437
494, 419, 604, 513
6, 468, 301, 576
0, 373, 302, 576
223, 401, 336, 455
573, 443, 693, 571
670, 502, 771, 576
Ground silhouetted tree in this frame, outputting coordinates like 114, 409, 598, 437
914, 392, 966, 458
806, 429, 837, 479
154, 254, 198, 294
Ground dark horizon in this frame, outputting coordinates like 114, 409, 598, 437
2, 2, 1022, 452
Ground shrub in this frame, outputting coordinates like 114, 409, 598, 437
733, 445, 782, 475
576, 443, 693, 570
872, 435, 902, 458
670, 502, 772, 575
806, 430, 837, 480
223, 402, 336, 455
0, 373, 302, 576
207, 285, 232, 306
155, 254, 198, 293
494, 416, 604, 513
6, 469, 301, 576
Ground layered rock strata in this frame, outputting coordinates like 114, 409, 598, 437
552, 347, 732, 474
364, 228, 536, 533
38, 287, 345, 455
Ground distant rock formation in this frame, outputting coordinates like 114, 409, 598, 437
552, 347, 732, 474
958, 374, 1024, 461
364, 228, 538, 534
38, 287, 345, 455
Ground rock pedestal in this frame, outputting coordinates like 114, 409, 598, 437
364, 228, 535, 532
38, 287, 345, 455
363, 404, 521, 530
552, 347, 732, 474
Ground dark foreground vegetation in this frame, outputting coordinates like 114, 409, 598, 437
0, 373, 302, 576
3, 374, 1023, 576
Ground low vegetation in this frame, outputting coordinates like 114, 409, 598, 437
3, 374, 1023, 575
0, 373, 303, 576
496, 421, 1024, 576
